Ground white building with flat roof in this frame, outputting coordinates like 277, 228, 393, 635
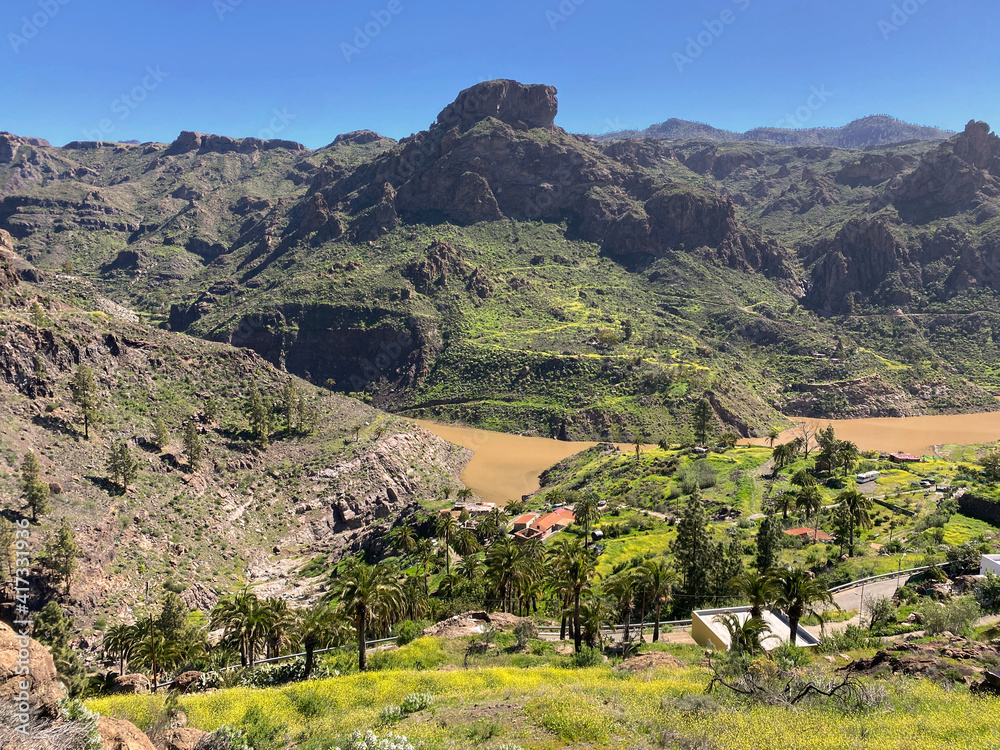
691, 607, 820, 651
980, 555, 1000, 576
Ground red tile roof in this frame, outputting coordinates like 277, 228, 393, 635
533, 508, 575, 532
784, 528, 834, 542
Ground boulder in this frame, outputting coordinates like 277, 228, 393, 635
112, 673, 151, 694
155, 727, 208, 750
168, 671, 203, 694
0, 620, 65, 719
98, 716, 157, 750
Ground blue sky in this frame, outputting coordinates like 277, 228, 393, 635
1, 0, 994, 148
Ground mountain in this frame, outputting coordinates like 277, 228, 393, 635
0, 243, 467, 630
597, 115, 953, 149
2, 82, 1000, 443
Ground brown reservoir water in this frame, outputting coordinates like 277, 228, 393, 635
414, 412, 1000, 505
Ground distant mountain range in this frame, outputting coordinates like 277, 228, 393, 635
595, 115, 953, 149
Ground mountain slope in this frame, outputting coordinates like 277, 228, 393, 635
1, 83, 999, 440
597, 115, 953, 148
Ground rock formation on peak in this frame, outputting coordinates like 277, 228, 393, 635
331, 130, 395, 147
165, 131, 307, 156
434, 79, 559, 131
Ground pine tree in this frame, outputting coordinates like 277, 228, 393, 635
40, 519, 81, 595
29, 301, 47, 327
33, 602, 87, 697
755, 512, 784, 573
204, 397, 219, 424
20, 451, 50, 521
712, 537, 745, 598
692, 398, 713, 445
69, 364, 99, 439
281, 380, 298, 432
669, 491, 713, 610
183, 418, 203, 470
107, 439, 139, 491
246, 385, 272, 445
153, 417, 170, 450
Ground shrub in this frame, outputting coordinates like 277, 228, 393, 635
975, 571, 1000, 614
335, 730, 415, 750
377, 705, 403, 725
400, 692, 433, 714
394, 620, 423, 647
571, 647, 603, 667
514, 620, 538, 650
817, 625, 883, 653
918, 596, 981, 636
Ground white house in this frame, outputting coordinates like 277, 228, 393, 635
691, 607, 820, 651
980, 555, 1000, 576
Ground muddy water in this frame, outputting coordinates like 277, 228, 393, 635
414, 412, 1000, 505
751, 413, 1000, 456
411, 419, 596, 505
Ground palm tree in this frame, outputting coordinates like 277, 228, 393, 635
795, 485, 823, 521
435, 571, 461, 599
436, 513, 459, 575
772, 443, 795, 473
104, 623, 138, 676
452, 528, 481, 557
790, 469, 816, 489
400, 574, 430, 621
414, 537, 435, 595
729, 570, 776, 619
573, 493, 602, 548
639, 559, 678, 642
210, 587, 263, 668
717, 611, 771, 656
457, 554, 482, 582
768, 566, 834, 646
837, 490, 873, 556
485, 537, 525, 612
605, 572, 639, 643
767, 427, 781, 449
835, 440, 860, 477
390, 524, 417, 554
336, 561, 403, 671
549, 539, 599, 653
773, 490, 795, 520
456, 487, 475, 503
262, 598, 294, 659
295, 601, 348, 679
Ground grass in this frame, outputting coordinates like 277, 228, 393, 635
88, 657, 1000, 749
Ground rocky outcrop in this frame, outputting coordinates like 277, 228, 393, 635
332, 130, 393, 147
435, 79, 558, 131
806, 218, 914, 313
165, 131, 307, 156
155, 728, 209, 750
281, 430, 470, 556
111, 673, 151, 694
882, 120, 1000, 221
98, 716, 158, 750
0, 620, 64, 720
836, 153, 908, 187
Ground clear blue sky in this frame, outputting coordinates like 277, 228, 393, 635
2, 0, 995, 148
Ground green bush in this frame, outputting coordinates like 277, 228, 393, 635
571, 647, 603, 667
817, 625, 883, 653
394, 620, 424, 647
918, 596, 981, 636
400, 692, 433, 714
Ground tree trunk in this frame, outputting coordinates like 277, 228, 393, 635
358, 611, 368, 671
573, 590, 582, 653
304, 644, 315, 680
653, 603, 661, 643
560, 611, 567, 641
788, 615, 799, 646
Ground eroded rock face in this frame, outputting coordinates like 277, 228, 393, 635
155, 727, 209, 750
111, 673, 151, 694
806, 218, 914, 313
883, 120, 1000, 221
165, 131, 307, 156
435, 79, 558, 131
0, 620, 64, 720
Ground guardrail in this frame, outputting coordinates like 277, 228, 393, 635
827, 561, 957, 594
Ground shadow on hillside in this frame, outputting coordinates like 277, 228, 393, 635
85, 475, 124, 496
31, 414, 77, 438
